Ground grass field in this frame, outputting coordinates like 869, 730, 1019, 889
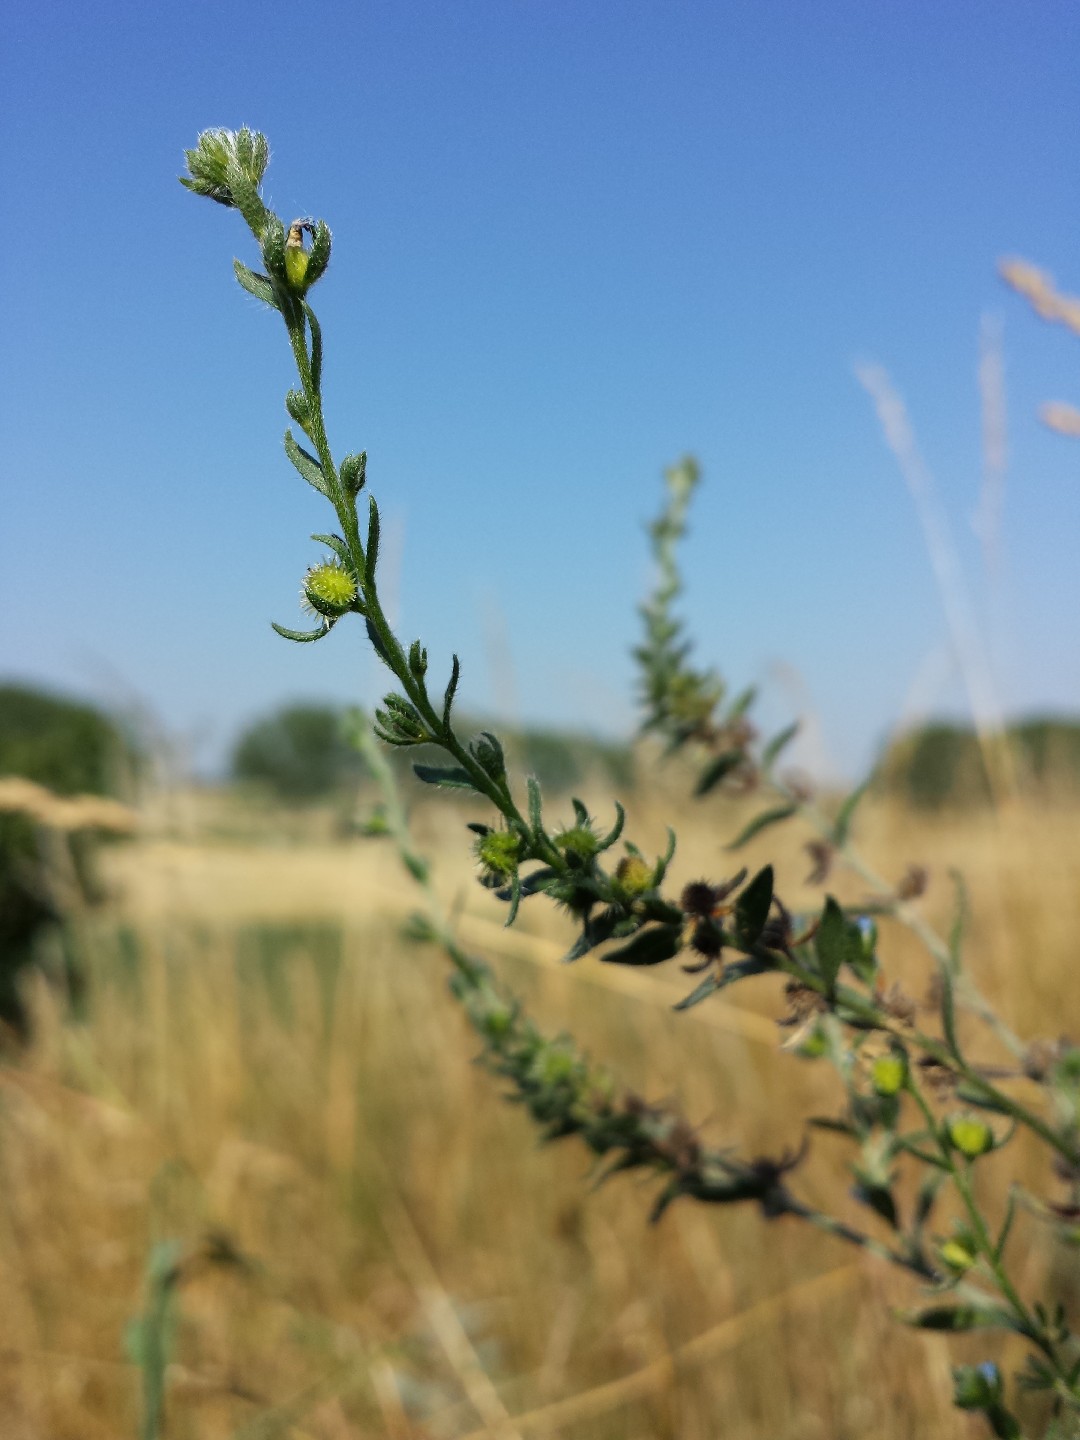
2, 781, 1078, 1438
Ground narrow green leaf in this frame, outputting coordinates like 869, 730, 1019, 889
727, 685, 757, 720
562, 909, 621, 963
653, 828, 677, 887
527, 776, 543, 835
233, 258, 277, 307
412, 764, 477, 790
504, 872, 522, 927
305, 303, 323, 393
899, 1303, 1022, 1335
734, 865, 774, 949
815, 896, 860, 996
940, 965, 961, 1059
284, 429, 330, 496
443, 655, 461, 731
673, 973, 721, 1011
995, 1187, 1017, 1262
365, 617, 394, 667
403, 853, 429, 886
366, 496, 381, 581
271, 620, 332, 643
602, 922, 683, 967
311, 533, 353, 569
727, 803, 798, 851
694, 749, 744, 798
596, 802, 625, 852
948, 868, 969, 974
833, 779, 871, 847
761, 720, 799, 771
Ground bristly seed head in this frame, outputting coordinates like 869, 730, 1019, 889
302, 560, 357, 617
680, 880, 721, 918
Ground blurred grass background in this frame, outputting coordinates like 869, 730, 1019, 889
3, 754, 1080, 1438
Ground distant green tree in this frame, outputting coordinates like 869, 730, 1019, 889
0, 683, 133, 1036
879, 718, 1080, 809
232, 703, 365, 802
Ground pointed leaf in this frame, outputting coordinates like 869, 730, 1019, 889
366, 617, 394, 668
734, 865, 774, 949
311, 533, 353, 569
727, 685, 757, 720
366, 496, 381, 580
694, 749, 744, 798
597, 802, 625, 852
673, 973, 721, 1011
505, 872, 522, 927
941, 965, 961, 1059
442, 655, 461, 732
761, 721, 799, 771
233, 258, 277, 307
727, 803, 798, 851
284, 429, 330, 496
527, 776, 543, 836
305, 303, 323, 392
653, 828, 677, 887
271, 620, 332, 643
899, 1303, 1023, 1335
833, 779, 871, 847
948, 868, 968, 974
413, 764, 477, 790
602, 922, 683, 967
815, 896, 861, 995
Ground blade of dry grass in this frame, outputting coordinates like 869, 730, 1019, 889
456, 1263, 860, 1438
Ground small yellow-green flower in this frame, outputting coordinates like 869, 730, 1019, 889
939, 1238, 976, 1273
302, 560, 357, 618
947, 1114, 994, 1158
615, 853, 653, 896
871, 1053, 907, 1097
285, 221, 312, 289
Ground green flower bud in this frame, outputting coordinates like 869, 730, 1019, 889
616, 854, 653, 896
555, 825, 599, 862
180, 127, 269, 208
947, 1115, 994, 1158
302, 560, 357, 617
939, 1239, 976, 1274
475, 829, 522, 880
871, 1053, 907, 1097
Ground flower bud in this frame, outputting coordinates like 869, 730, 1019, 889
302, 561, 357, 618
871, 1053, 907, 1097
947, 1115, 994, 1158
616, 854, 653, 896
939, 1239, 976, 1274
475, 830, 522, 881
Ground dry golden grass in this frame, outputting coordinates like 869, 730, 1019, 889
2, 784, 1078, 1438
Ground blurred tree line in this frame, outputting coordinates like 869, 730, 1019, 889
232, 702, 636, 804
0, 684, 138, 1037
877, 719, 1080, 809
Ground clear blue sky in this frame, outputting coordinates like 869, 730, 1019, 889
3, 1, 1080, 778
